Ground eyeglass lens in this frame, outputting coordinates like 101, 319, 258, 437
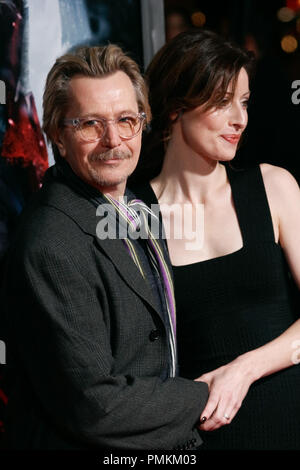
80, 116, 142, 141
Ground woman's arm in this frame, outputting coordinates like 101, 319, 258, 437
195, 164, 300, 431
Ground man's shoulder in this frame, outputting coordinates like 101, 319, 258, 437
12, 172, 97, 252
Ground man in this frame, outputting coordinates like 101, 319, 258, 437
0, 45, 208, 450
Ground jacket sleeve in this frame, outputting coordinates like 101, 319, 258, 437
3, 238, 208, 450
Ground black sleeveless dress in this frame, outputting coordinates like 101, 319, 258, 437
132, 164, 300, 450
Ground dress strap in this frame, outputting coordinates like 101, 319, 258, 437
225, 164, 276, 245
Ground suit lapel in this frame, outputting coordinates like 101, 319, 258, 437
40, 171, 163, 317
94, 236, 162, 315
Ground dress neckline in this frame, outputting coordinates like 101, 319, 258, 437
132, 163, 278, 269
147, 164, 246, 268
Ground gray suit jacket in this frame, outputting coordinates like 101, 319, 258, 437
1, 167, 208, 450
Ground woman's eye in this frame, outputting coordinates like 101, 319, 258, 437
242, 100, 249, 108
218, 99, 230, 107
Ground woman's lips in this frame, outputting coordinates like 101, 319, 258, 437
221, 134, 241, 144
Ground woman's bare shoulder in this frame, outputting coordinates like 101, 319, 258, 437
259, 163, 299, 196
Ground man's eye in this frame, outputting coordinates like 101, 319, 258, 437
83, 120, 99, 127
119, 116, 136, 124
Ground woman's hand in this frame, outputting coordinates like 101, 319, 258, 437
194, 356, 255, 431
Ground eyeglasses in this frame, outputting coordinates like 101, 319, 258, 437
62, 112, 146, 142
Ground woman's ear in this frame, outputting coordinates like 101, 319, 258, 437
170, 110, 183, 122
170, 111, 179, 121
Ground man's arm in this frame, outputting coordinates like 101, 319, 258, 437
3, 238, 208, 449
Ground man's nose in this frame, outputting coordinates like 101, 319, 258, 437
102, 122, 122, 148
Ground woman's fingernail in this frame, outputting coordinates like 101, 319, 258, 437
201, 416, 207, 423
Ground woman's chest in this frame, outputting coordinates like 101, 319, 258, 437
161, 201, 243, 266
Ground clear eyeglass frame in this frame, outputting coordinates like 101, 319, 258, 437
62, 112, 147, 142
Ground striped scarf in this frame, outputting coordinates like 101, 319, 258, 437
103, 194, 177, 377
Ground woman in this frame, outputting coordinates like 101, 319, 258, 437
130, 29, 300, 450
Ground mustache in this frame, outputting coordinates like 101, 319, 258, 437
89, 149, 132, 162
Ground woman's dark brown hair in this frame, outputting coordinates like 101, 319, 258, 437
130, 29, 254, 184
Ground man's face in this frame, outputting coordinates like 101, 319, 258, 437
56, 71, 142, 197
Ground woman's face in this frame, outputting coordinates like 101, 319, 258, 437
174, 67, 250, 163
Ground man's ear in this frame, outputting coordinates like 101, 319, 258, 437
54, 131, 67, 158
